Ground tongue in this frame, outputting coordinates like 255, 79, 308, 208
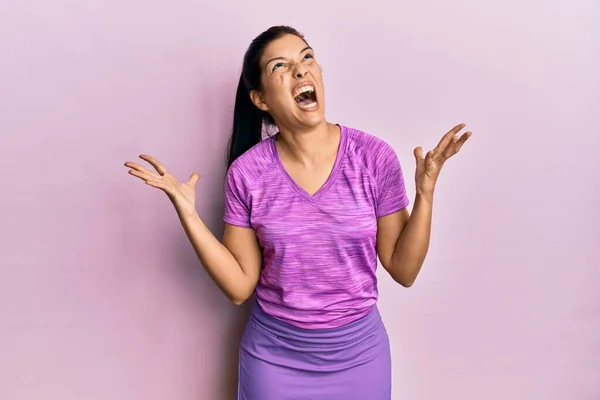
298, 97, 314, 106
295, 93, 314, 106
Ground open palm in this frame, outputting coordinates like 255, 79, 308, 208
414, 123, 471, 196
124, 154, 200, 218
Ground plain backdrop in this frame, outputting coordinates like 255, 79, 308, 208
1, 0, 599, 399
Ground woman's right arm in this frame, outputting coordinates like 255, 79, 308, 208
124, 154, 261, 306
179, 212, 262, 305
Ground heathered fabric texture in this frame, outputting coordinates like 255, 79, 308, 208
224, 125, 409, 329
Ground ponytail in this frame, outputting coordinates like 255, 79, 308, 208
227, 73, 264, 167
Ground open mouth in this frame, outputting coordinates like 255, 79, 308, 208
293, 85, 318, 110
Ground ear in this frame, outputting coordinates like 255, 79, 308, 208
250, 90, 270, 112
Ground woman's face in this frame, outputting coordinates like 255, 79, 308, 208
251, 34, 326, 131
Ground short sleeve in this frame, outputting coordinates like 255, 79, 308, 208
223, 165, 252, 228
375, 143, 410, 218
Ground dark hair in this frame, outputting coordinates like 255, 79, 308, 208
226, 26, 306, 167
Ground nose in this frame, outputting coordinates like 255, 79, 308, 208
292, 62, 308, 79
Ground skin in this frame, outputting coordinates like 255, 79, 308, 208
123, 33, 471, 304
250, 35, 341, 196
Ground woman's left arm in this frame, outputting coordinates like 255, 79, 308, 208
377, 123, 471, 287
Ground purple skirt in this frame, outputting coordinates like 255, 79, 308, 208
236, 301, 392, 400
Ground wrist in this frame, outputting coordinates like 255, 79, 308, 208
415, 189, 434, 204
175, 204, 199, 222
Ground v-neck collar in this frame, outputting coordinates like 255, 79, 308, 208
270, 125, 347, 203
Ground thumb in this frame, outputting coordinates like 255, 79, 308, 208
188, 173, 201, 186
413, 146, 424, 163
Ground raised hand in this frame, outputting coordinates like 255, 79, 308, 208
124, 154, 201, 218
413, 123, 471, 199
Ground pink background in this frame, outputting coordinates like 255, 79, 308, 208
1, 1, 598, 399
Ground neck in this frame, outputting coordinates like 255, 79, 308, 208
276, 122, 340, 166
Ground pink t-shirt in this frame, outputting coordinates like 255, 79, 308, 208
223, 125, 409, 329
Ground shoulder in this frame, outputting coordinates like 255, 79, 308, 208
226, 137, 276, 192
342, 125, 400, 173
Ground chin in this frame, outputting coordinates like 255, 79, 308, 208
274, 99, 326, 130
298, 112, 326, 128
296, 101, 326, 124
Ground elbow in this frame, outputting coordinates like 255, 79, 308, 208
230, 294, 251, 306
229, 287, 254, 306
384, 262, 418, 288
231, 298, 246, 306
398, 278, 415, 288
387, 258, 424, 288
388, 264, 419, 287
227, 277, 258, 306
386, 270, 416, 288
392, 274, 416, 287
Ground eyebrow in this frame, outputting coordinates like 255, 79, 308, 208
265, 46, 313, 68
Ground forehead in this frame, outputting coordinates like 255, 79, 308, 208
261, 34, 310, 63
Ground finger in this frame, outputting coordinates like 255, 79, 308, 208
456, 131, 471, 148
127, 168, 158, 182
139, 154, 168, 176
425, 149, 436, 164
188, 173, 201, 185
448, 131, 472, 156
124, 162, 161, 179
435, 123, 466, 153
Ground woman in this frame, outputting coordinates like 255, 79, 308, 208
124, 26, 470, 400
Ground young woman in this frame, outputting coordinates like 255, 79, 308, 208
125, 25, 471, 400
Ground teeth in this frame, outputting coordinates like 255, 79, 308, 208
293, 85, 315, 98
298, 101, 318, 109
